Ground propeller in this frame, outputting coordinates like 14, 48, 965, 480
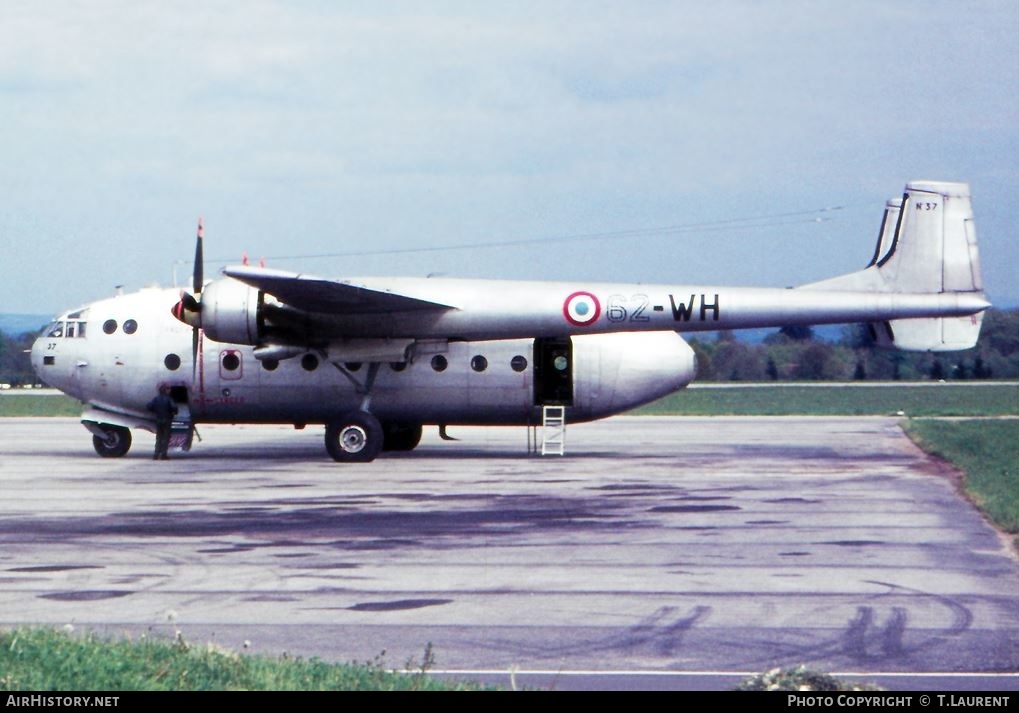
171, 218, 205, 379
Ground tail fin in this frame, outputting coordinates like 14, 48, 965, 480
802, 180, 986, 351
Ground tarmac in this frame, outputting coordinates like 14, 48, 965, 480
1, 416, 1017, 691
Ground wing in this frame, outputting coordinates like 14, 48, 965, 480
223, 266, 455, 314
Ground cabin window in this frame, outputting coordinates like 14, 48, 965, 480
301, 354, 319, 371
220, 350, 244, 381
511, 355, 527, 372
103, 319, 117, 334
345, 362, 362, 372
471, 355, 488, 372
431, 355, 447, 372
123, 319, 138, 335
262, 359, 279, 371
164, 354, 181, 371
390, 362, 407, 372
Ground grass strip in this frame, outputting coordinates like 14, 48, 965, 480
5, 384, 1018, 419
637, 384, 1019, 417
0, 629, 486, 691
0, 394, 81, 417
903, 420, 1019, 535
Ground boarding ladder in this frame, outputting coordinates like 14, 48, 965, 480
540, 405, 566, 456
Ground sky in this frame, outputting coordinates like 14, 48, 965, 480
1, 1, 1017, 316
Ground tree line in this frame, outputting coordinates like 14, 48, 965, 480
690, 308, 1019, 381
0, 330, 37, 387
1, 307, 1017, 386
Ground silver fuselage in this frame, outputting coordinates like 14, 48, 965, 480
32, 285, 697, 429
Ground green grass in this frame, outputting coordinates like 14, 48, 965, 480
0, 394, 81, 417
4, 384, 1019, 418
904, 420, 1019, 535
637, 383, 1019, 417
0, 628, 487, 691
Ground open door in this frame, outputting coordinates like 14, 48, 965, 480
533, 337, 573, 406
167, 384, 195, 451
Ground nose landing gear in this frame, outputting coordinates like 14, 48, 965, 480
91, 424, 132, 458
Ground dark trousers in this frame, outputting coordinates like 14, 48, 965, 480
154, 422, 172, 460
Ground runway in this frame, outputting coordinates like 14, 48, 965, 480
1, 416, 1017, 691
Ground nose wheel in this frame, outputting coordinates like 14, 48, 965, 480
92, 425, 132, 458
325, 411, 383, 463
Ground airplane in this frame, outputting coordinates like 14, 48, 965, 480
31, 180, 989, 463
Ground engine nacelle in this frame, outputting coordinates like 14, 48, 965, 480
200, 278, 263, 345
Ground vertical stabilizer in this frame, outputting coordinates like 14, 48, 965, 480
877, 181, 983, 295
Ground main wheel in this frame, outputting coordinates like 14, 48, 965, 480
325, 411, 383, 463
381, 422, 423, 452
92, 425, 132, 458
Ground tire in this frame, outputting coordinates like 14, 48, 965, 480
92, 425, 132, 458
325, 411, 383, 463
382, 422, 423, 452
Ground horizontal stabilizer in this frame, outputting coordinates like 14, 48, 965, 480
869, 312, 985, 352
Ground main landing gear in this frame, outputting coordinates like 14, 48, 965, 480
324, 415, 424, 463
325, 411, 384, 463
382, 422, 423, 452
326, 362, 385, 463
324, 361, 424, 463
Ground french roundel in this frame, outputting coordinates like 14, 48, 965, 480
563, 291, 601, 326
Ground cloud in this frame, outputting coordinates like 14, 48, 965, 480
1, 1, 1017, 312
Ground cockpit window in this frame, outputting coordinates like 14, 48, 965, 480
43, 319, 89, 339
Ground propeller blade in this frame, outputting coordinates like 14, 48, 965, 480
171, 218, 205, 384
192, 325, 200, 382
194, 217, 204, 295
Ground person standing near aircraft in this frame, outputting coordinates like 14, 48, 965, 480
147, 385, 177, 460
